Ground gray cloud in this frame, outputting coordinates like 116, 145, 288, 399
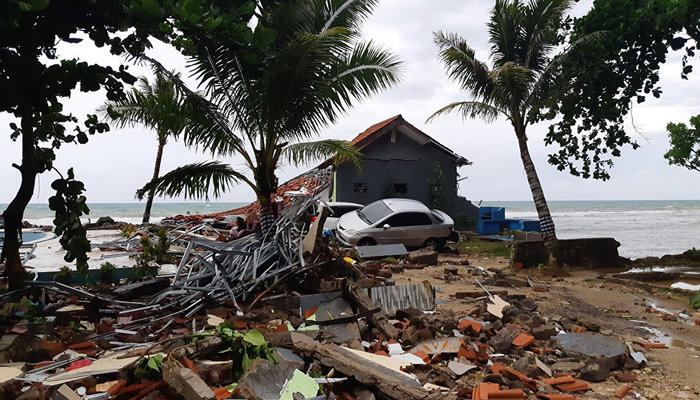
2, 0, 700, 205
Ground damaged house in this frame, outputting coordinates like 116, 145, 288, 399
329, 115, 479, 224
189, 115, 479, 228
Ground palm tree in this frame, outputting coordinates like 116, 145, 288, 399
102, 72, 188, 223
136, 0, 401, 235
428, 0, 582, 264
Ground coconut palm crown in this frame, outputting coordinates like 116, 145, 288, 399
102, 72, 189, 223
429, 0, 584, 262
133, 0, 401, 234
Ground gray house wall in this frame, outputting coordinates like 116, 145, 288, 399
335, 128, 460, 210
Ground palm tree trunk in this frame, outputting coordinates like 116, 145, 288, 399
2, 110, 36, 289
516, 131, 559, 265
258, 195, 276, 240
142, 135, 167, 224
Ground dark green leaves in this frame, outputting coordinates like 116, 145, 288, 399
544, 0, 699, 180
134, 354, 164, 380
201, 324, 277, 378
665, 114, 700, 172
48, 168, 91, 275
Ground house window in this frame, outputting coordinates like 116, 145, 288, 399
394, 183, 407, 194
353, 183, 367, 193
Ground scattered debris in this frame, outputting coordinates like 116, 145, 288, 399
0, 167, 693, 399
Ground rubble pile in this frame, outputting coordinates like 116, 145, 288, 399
0, 168, 682, 399
0, 257, 671, 400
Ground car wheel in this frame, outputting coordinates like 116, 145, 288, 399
357, 237, 376, 246
423, 238, 446, 249
423, 238, 438, 249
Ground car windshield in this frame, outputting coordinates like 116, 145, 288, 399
358, 201, 392, 224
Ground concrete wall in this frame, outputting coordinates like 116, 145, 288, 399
335, 128, 459, 208
510, 238, 623, 269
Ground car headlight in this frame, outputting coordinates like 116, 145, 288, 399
344, 229, 358, 236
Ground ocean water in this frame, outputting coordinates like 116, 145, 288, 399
6, 202, 248, 227
4, 200, 699, 259
481, 200, 700, 258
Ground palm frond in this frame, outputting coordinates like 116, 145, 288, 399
281, 139, 362, 168
272, 38, 401, 142
427, 101, 507, 124
527, 30, 609, 110
135, 161, 249, 201
312, 0, 378, 35
433, 31, 493, 100
100, 72, 188, 137
521, 0, 574, 70
488, 0, 524, 66
136, 54, 248, 158
489, 62, 535, 108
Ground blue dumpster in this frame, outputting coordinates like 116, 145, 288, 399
477, 207, 541, 235
478, 207, 506, 235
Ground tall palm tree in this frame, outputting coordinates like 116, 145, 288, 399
102, 72, 188, 223
428, 0, 582, 264
137, 0, 401, 235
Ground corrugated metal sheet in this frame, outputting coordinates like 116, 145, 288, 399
369, 283, 435, 315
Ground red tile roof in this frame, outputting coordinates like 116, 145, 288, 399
166, 175, 327, 222
349, 115, 401, 147
347, 114, 469, 165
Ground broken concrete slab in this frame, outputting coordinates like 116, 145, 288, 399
356, 244, 408, 260
42, 353, 141, 386
408, 249, 438, 265
300, 292, 361, 347
50, 384, 82, 400
580, 357, 613, 382
237, 359, 299, 400
311, 344, 430, 399
556, 333, 626, 359
488, 327, 519, 354
162, 358, 216, 400
532, 325, 557, 340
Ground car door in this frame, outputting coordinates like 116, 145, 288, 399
377, 213, 411, 244
398, 212, 434, 247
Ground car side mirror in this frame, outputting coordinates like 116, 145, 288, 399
383, 224, 391, 230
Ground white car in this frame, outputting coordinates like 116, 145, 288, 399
318, 202, 364, 231
337, 198, 454, 248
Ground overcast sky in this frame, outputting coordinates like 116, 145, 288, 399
2, 0, 699, 205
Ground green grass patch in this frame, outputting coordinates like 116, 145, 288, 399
449, 239, 511, 257
690, 292, 700, 309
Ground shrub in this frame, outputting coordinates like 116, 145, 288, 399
54, 266, 72, 284
121, 224, 137, 238
99, 262, 116, 282
134, 229, 175, 269
454, 212, 476, 230
20, 299, 45, 324
690, 292, 700, 309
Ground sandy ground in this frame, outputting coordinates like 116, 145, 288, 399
393, 253, 700, 399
